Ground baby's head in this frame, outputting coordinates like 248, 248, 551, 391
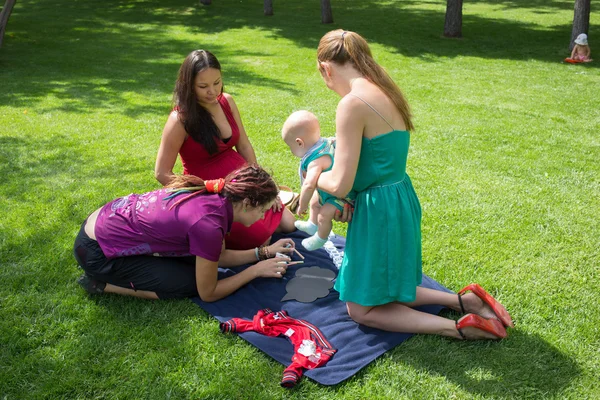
575, 33, 589, 46
281, 110, 321, 158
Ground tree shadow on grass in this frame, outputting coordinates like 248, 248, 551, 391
476, 0, 574, 11
182, 0, 596, 65
0, 1, 299, 115
1, 0, 597, 115
0, 135, 84, 184
0, 134, 150, 202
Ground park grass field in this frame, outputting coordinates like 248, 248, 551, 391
1, 0, 599, 398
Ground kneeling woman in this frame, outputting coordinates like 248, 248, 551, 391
73, 165, 296, 301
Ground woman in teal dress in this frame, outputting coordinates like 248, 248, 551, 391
315, 30, 513, 340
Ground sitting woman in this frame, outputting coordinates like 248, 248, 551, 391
155, 49, 295, 250
74, 165, 297, 301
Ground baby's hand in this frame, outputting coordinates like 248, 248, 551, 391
297, 205, 307, 216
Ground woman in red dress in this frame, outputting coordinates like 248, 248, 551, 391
155, 50, 296, 250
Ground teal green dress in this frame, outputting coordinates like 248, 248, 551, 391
334, 130, 422, 306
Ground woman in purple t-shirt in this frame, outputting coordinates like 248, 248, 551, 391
73, 165, 299, 301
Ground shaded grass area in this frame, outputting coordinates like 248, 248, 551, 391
1, 0, 599, 398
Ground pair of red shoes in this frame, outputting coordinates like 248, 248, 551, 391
455, 283, 514, 340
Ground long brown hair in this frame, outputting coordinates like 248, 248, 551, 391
173, 49, 224, 154
317, 30, 414, 131
164, 164, 278, 209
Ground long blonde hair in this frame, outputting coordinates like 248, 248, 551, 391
317, 29, 414, 131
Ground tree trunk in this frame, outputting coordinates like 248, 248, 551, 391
443, 0, 463, 38
570, 0, 590, 51
264, 0, 273, 16
0, 0, 17, 48
321, 0, 333, 24
199, 0, 211, 5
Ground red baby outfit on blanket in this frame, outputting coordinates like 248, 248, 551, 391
220, 309, 337, 388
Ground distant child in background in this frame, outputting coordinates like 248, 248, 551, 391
567, 33, 592, 63
282, 110, 354, 251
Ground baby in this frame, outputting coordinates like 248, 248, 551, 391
569, 33, 593, 62
282, 110, 354, 251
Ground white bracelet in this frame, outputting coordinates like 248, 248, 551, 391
254, 247, 260, 261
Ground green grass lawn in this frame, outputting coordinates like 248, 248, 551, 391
1, 0, 599, 398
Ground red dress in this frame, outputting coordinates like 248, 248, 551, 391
178, 94, 283, 250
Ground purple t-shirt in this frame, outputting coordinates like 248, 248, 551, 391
95, 189, 233, 262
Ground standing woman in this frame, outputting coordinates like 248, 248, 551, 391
315, 30, 513, 339
74, 165, 295, 301
155, 50, 296, 250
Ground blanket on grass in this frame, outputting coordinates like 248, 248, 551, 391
192, 230, 452, 386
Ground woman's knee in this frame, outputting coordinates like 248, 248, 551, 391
346, 302, 372, 325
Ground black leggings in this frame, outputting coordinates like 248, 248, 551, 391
73, 221, 199, 299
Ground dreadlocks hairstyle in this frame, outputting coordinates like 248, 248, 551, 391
164, 164, 279, 210
174, 49, 224, 155
317, 29, 414, 132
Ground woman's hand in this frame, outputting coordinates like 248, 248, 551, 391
267, 238, 296, 256
271, 196, 283, 213
333, 203, 353, 223
250, 257, 290, 278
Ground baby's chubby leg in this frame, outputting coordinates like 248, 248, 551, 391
294, 192, 321, 235
301, 203, 337, 251
317, 203, 337, 240
308, 192, 321, 226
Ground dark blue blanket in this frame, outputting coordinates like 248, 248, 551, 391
192, 230, 452, 386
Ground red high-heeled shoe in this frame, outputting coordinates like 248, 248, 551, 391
456, 314, 507, 340
459, 283, 514, 328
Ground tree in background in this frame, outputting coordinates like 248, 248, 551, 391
443, 0, 463, 38
0, 0, 17, 48
570, 0, 591, 51
264, 0, 273, 16
321, 0, 333, 24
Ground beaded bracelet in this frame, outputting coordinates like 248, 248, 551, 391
257, 245, 272, 261
258, 246, 267, 261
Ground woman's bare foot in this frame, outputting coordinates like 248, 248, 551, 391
453, 314, 507, 340
458, 325, 502, 340
458, 293, 499, 321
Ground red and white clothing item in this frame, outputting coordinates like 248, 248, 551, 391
220, 309, 336, 388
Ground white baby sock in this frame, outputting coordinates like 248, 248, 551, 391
295, 220, 318, 235
302, 234, 328, 251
